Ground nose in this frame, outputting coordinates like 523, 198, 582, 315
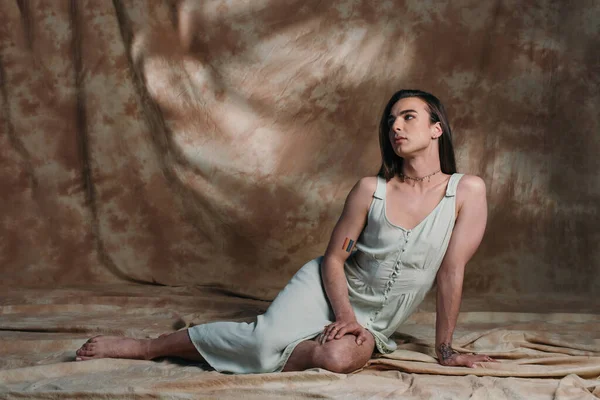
392, 118, 403, 134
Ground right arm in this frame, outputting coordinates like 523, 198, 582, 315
319, 177, 376, 345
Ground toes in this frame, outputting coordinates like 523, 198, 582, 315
77, 349, 95, 356
88, 335, 103, 343
76, 346, 93, 356
81, 343, 96, 351
75, 356, 94, 361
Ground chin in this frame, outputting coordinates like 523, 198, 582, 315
393, 148, 410, 158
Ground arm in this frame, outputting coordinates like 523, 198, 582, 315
319, 177, 376, 345
435, 175, 494, 367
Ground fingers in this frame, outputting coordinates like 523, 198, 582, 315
468, 358, 493, 368
356, 329, 368, 346
472, 354, 495, 363
328, 326, 342, 341
335, 326, 348, 339
319, 322, 367, 345
319, 323, 340, 344
318, 332, 327, 345
320, 325, 331, 344
324, 324, 339, 341
453, 355, 477, 368
445, 354, 497, 368
323, 322, 350, 342
320, 332, 329, 345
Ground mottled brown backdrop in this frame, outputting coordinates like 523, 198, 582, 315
1, 0, 598, 300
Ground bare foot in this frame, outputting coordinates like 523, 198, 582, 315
75, 336, 150, 361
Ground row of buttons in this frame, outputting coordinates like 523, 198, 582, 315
369, 235, 410, 323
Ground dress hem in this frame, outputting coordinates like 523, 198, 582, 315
272, 330, 323, 373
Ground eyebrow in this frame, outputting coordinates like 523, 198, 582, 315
390, 109, 418, 117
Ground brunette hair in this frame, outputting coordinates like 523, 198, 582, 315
377, 89, 457, 180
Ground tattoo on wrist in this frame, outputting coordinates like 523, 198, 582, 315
342, 237, 355, 253
438, 343, 458, 361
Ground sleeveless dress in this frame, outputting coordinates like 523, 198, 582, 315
188, 173, 464, 374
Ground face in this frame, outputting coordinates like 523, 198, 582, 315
387, 97, 442, 157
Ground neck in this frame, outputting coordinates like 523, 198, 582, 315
401, 157, 442, 180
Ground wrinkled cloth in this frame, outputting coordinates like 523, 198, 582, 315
1, 0, 598, 302
1, 286, 599, 399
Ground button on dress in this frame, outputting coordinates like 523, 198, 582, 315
188, 173, 464, 373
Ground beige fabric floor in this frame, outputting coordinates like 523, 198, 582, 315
1, 286, 598, 399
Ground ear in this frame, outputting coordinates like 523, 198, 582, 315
431, 122, 443, 139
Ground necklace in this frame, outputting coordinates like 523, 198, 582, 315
400, 169, 441, 185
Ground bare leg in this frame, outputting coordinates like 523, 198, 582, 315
283, 332, 375, 373
76, 330, 375, 373
75, 330, 204, 362
282, 340, 317, 371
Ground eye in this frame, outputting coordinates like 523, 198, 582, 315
386, 115, 396, 127
404, 114, 415, 121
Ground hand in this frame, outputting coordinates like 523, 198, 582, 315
438, 352, 497, 368
318, 319, 368, 346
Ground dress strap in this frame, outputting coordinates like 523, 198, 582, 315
445, 173, 465, 197
373, 176, 386, 199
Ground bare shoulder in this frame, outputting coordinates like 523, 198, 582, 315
457, 174, 486, 197
456, 175, 487, 215
353, 176, 378, 196
344, 176, 378, 212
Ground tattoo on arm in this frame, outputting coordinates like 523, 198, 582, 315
342, 237, 355, 252
438, 343, 459, 361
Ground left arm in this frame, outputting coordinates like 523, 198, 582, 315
435, 175, 495, 367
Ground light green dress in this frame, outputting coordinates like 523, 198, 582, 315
188, 173, 464, 373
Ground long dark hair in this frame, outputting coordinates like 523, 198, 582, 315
377, 89, 457, 181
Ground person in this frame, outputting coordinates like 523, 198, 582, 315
75, 89, 495, 373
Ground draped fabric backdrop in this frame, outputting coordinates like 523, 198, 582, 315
0, 1, 599, 398
1, 0, 598, 299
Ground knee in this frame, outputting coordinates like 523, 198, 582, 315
318, 348, 361, 374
